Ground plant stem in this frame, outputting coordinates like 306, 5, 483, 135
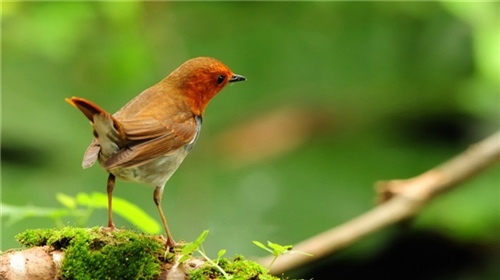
197, 249, 231, 280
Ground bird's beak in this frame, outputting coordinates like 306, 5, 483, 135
229, 74, 246, 83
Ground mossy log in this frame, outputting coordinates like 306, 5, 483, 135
0, 227, 277, 280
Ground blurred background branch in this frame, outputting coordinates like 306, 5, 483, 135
259, 130, 500, 274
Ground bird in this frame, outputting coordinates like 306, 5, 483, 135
66, 57, 246, 247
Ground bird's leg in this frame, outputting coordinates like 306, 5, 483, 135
154, 186, 176, 247
107, 173, 116, 229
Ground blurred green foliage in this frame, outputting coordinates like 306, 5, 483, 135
2, 191, 160, 236
2, 2, 499, 278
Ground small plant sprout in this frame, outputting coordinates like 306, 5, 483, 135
253, 240, 313, 271
179, 230, 232, 280
178, 230, 208, 263
216, 249, 227, 265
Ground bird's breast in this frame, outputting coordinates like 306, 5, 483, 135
109, 147, 190, 187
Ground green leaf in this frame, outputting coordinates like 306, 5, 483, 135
216, 249, 227, 265
56, 193, 77, 209
267, 241, 292, 256
180, 242, 198, 256
217, 249, 226, 259
76, 192, 96, 207
0, 203, 71, 226
193, 230, 209, 247
178, 254, 191, 264
252, 240, 273, 254
179, 231, 210, 264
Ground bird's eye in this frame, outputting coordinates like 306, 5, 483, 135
217, 75, 226, 84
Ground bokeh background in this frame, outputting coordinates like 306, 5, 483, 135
2, 2, 499, 279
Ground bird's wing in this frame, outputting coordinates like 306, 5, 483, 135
102, 115, 197, 169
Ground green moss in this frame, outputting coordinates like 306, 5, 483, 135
15, 227, 282, 280
16, 227, 164, 280
190, 255, 279, 280
15, 228, 54, 247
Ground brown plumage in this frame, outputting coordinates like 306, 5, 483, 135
66, 57, 246, 246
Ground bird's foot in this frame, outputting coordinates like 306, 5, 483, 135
159, 234, 177, 252
99, 225, 118, 234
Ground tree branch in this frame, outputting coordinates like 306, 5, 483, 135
258, 130, 500, 275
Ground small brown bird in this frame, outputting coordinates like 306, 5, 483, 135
66, 57, 246, 246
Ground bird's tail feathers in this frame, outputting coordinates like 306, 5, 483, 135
66, 97, 110, 122
66, 97, 125, 137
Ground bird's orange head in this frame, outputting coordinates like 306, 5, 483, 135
165, 57, 246, 116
